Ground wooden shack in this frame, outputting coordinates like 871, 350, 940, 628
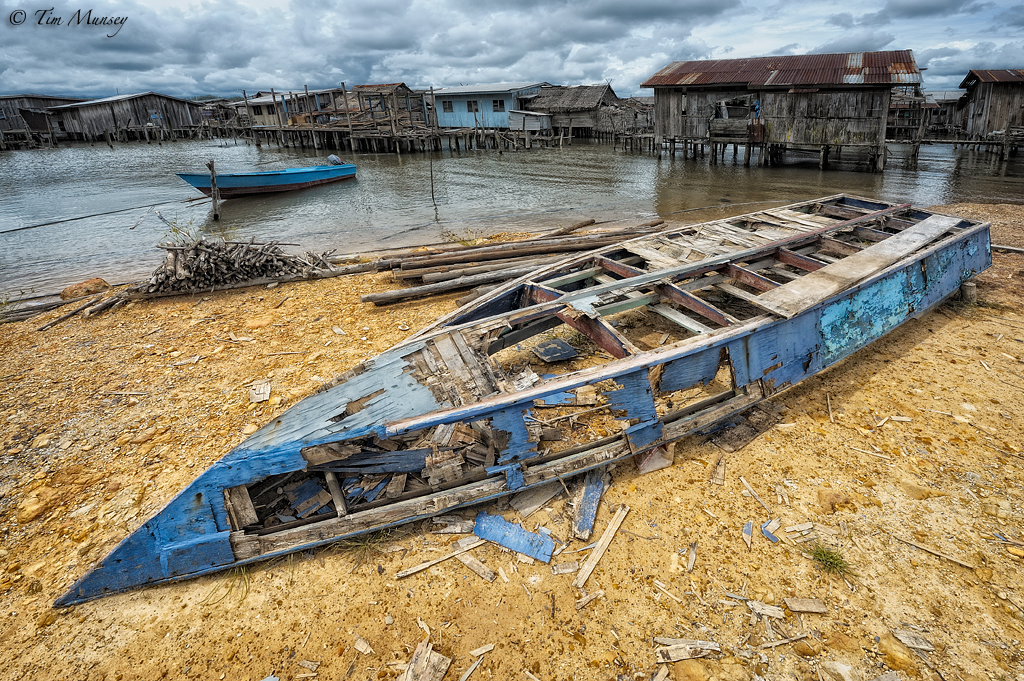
642, 51, 922, 171
959, 69, 1024, 143
925, 90, 967, 138
235, 88, 347, 127
48, 92, 205, 142
519, 84, 620, 138
0, 94, 85, 146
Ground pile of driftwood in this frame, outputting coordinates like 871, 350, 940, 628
137, 238, 335, 295
359, 219, 666, 306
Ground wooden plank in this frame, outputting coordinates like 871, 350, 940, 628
324, 471, 349, 516
396, 539, 485, 578
654, 283, 738, 326
715, 283, 789, 317
655, 644, 715, 662
757, 215, 962, 319
451, 330, 498, 396
386, 473, 408, 499
776, 248, 825, 272
575, 589, 604, 610
432, 334, 477, 394
726, 264, 780, 291
784, 597, 828, 614
456, 552, 496, 582
223, 485, 259, 530
473, 512, 555, 562
650, 304, 713, 335
572, 468, 605, 540
511, 481, 561, 518
573, 504, 629, 589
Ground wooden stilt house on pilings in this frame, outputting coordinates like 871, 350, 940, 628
47, 92, 205, 144
0, 94, 85, 149
642, 51, 922, 171
959, 69, 1024, 158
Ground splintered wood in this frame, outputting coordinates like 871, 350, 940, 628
573, 505, 629, 589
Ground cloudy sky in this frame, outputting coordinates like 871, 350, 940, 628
0, 0, 1020, 98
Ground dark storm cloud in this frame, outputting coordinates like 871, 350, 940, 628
995, 4, 1024, 26
834, 0, 991, 27
810, 31, 897, 55
0, 0, 1016, 98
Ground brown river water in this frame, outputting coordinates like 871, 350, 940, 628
1, 139, 1021, 299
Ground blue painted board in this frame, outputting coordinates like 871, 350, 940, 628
572, 468, 605, 540
473, 512, 554, 562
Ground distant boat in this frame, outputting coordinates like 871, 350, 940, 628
177, 162, 356, 198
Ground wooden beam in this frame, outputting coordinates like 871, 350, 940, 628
776, 248, 826, 272
725, 264, 780, 291
654, 283, 737, 326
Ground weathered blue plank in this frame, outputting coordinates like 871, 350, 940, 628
473, 512, 555, 562
660, 347, 721, 393
606, 370, 662, 450
311, 448, 430, 474
486, 463, 525, 491
492, 407, 537, 464
572, 468, 605, 540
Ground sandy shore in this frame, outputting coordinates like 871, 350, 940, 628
1, 204, 1023, 681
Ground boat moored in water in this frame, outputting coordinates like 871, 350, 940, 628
55, 193, 991, 607
176, 161, 356, 198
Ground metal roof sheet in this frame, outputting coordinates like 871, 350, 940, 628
434, 82, 548, 95
641, 51, 922, 88
48, 91, 201, 109
959, 69, 1024, 87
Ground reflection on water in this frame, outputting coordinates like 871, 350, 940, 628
0, 139, 1021, 297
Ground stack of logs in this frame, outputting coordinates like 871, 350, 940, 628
137, 239, 335, 294
359, 219, 666, 306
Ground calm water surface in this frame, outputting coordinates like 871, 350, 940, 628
1, 139, 1021, 298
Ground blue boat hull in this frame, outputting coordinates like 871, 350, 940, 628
177, 164, 356, 198
53, 196, 991, 607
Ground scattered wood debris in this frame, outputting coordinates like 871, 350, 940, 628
573, 504, 629, 589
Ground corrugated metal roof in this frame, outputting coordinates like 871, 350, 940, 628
959, 69, 1024, 87
641, 51, 922, 88
433, 82, 548, 95
48, 91, 201, 109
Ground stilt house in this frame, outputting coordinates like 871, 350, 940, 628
641, 51, 922, 170
48, 92, 204, 142
959, 69, 1024, 141
0, 94, 85, 140
433, 83, 548, 129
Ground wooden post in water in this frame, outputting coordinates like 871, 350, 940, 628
272, 88, 287, 147
341, 83, 355, 151
207, 159, 221, 221
243, 89, 260, 148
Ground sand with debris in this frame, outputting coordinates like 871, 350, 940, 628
1, 204, 1023, 681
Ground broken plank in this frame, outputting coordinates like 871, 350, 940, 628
783, 597, 828, 614
510, 481, 561, 518
573, 504, 629, 589
469, 644, 494, 657
456, 553, 496, 582
396, 539, 485, 578
653, 638, 720, 651
891, 535, 976, 569
740, 476, 772, 514
655, 644, 713, 662
551, 561, 579, 575
473, 512, 555, 563
575, 590, 605, 610
571, 467, 606, 541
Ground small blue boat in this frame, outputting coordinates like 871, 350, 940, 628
177, 162, 356, 198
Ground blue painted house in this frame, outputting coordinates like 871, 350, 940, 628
433, 82, 548, 128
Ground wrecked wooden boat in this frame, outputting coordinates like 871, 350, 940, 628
55, 194, 991, 606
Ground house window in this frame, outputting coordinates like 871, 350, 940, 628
442, 100, 453, 113
267, 105, 275, 115
492, 99, 505, 112
252, 105, 263, 116
466, 100, 479, 113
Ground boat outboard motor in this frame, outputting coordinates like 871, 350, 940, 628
327, 154, 344, 166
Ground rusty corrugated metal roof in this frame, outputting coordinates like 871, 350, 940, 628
959, 69, 1024, 87
641, 51, 922, 88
